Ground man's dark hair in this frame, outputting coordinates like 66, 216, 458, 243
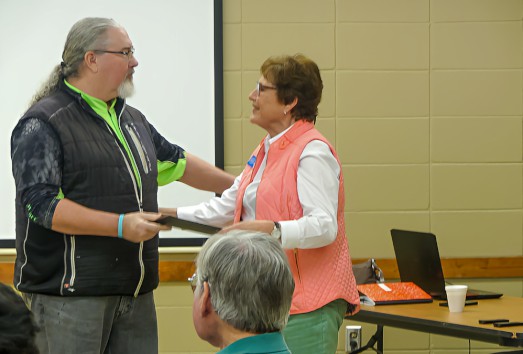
0, 283, 38, 354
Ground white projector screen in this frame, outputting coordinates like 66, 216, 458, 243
0, 0, 223, 247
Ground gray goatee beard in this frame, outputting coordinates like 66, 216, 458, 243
118, 77, 135, 98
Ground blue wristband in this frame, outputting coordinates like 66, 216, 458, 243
118, 214, 124, 239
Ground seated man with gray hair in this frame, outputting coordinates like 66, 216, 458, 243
191, 231, 295, 353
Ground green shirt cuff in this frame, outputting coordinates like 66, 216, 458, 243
157, 158, 187, 186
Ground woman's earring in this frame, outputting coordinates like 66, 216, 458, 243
283, 110, 287, 115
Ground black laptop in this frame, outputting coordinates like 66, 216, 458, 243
390, 229, 503, 300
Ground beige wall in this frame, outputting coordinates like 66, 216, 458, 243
157, 0, 523, 353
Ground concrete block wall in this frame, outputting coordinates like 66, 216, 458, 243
156, 0, 523, 353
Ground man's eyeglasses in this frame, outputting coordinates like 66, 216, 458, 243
256, 81, 277, 98
188, 272, 208, 292
93, 47, 135, 60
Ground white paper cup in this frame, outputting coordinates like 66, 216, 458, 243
445, 285, 468, 312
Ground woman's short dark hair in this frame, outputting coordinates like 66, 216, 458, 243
260, 54, 323, 123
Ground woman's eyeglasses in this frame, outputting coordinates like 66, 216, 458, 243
256, 81, 277, 98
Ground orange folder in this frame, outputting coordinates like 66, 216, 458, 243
357, 282, 433, 305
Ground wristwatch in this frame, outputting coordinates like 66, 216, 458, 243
271, 222, 281, 239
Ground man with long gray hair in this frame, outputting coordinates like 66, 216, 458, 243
10, 17, 234, 353
191, 231, 294, 353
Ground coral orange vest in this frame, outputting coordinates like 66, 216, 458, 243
234, 120, 360, 315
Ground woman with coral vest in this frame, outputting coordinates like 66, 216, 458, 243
166, 54, 360, 354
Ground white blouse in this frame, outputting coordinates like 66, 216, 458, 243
177, 127, 341, 249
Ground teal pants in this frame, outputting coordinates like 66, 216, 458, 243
283, 299, 347, 354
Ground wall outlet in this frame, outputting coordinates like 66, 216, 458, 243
345, 325, 362, 353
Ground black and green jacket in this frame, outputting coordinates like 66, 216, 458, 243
11, 82, 186, 296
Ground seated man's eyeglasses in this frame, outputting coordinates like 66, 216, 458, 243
188, 272, 208, 292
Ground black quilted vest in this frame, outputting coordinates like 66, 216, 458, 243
14, 84, 159, 296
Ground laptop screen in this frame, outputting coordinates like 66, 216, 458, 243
390, 229, 503, 300
390, 229, 446, 297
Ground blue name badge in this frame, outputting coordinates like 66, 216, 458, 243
247, 155, 256, 168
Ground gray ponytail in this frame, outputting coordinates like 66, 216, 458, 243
30, 17, 120, 106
